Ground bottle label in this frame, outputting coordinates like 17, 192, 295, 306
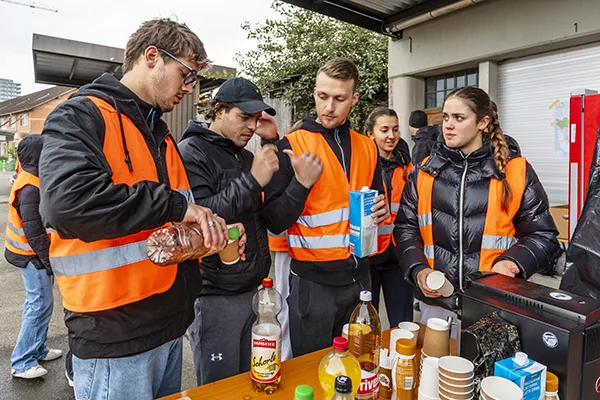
404, 376, 413, 390
250, 333, 281, 383
357, 370, 379, 396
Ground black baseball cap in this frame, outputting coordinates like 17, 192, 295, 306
409, 110, 428, 129
215, 77, 276, 116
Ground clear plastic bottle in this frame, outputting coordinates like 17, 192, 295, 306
318, 337, 362, 399
146, 224, 239, 266
329, 375, 354, 400
392, 339, 416, 400
250, 278, 282, 394
545, 372, 560, 399
348, 290, 382, 400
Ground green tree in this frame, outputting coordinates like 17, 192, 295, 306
235, 1, 388, 131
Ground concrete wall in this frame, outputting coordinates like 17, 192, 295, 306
389, 0, 600, 79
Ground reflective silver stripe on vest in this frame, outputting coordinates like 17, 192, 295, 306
7, 221, 24, 236
297, 208, 349, 228
418, 212, 432, 228
176, 189, 195, 204
268, 230, 286, 237
287, 234, 349, 249
424, 245, 435, 259
6, 236, 32, 252
481, 235, 517, 251
377, 224, 394, 236
50, 240, 148, 277
391, 203, 400, 213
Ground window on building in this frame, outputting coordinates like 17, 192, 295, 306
20, 113, 28, 127
425, 68, 479, 109
10, 116, 16, 129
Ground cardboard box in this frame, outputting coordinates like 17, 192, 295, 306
495, 353, 547, 400
349, 187, 378, 258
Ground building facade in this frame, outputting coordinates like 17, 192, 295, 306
0, 78, 21, 101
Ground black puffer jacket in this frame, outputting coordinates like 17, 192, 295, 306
394, 142, 560, 308
411, 125, 440, 166
5, 135, 51, 272
178, 122, 270, 295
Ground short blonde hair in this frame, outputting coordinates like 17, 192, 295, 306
317, 58, 359, 90
14, 131, 29, 141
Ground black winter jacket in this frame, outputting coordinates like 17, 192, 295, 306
178, 122, 271, 295
39, 73, 201, 359
411, 125, 440, 166
370, 139, 411, 268
394, 142, 560, 309
263, 117, 385, 286
5, 135, 51, 273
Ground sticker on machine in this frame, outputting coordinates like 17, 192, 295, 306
542, 332, 558, 348
549, 292, 572, 301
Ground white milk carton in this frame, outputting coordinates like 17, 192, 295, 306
495, 352, 547, 400
349, 186, 378, 258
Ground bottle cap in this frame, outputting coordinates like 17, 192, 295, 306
360, 290, 372, 302
514, 352, 528, 366
546, 372, 559, 392
335, 375, 352, 394
262, 278, 273, 288
333, 336, 348, 352
294, 384, 314, 400
396, 338, 416, 357
228, 226, 240, 241
361, 186, 370, 191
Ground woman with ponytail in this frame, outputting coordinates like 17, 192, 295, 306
364, 107, 414, 327
393, 87, 559, 324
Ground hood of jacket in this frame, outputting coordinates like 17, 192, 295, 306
412, 125, 439, 143
300, 116, 352, 136
180, 121, 245, 154
17, 134, 43, 177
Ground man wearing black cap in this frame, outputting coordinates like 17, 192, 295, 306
409, 109, 440, 166
178, 77, 279, 385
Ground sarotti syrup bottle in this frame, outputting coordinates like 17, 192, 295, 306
348, 290, 382, 400
250, 278, 282, 394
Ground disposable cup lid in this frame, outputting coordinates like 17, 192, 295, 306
228, 226, 240, 241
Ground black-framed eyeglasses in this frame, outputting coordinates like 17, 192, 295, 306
157, 48, 198, 88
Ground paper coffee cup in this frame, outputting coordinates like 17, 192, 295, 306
480, 376, 522, 400
398, 321, 420, 344
423, 318, 450, 358
426, 271, 454, 297
219, 226, 241, 265
390, 328, 414, 357
342, 323, 349, 339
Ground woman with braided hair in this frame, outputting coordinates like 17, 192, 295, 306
393, 86, 560, 325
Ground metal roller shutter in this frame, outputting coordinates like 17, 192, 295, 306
498, 42, 600, 205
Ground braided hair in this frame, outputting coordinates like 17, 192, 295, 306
446, 87, 512, 211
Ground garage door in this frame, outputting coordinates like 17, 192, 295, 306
498, 42, 600, 205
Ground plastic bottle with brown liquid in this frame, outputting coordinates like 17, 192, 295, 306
348, 290, 382, 400
392, 339, 416, 400
146, 224, 240, 265
545, 372, 559, 399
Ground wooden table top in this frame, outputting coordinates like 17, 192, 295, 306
160, 325, 456, 400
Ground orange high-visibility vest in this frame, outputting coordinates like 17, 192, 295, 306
5, 171, 39, 256
286, 129, 377, 262
268, 230, 289, 252
376, 163, 413, 254
417, 157, 527, 270
50, 96, 194, 313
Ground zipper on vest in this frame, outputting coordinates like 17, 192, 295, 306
334, 129, 348, 178
458, 157, 469, 292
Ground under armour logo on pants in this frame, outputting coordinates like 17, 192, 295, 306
211, 353, 223, 361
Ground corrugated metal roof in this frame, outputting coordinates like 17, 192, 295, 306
0, 86, 74, 117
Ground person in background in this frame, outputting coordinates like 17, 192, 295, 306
364, 107, 414, 327
394, 87, 559, 332
178, 77, 277, 385
6, 135, 61, 379
38, 18, 236, 399
263, 58, 389, 356
9, 131, 28, 185
408, 110, 439, 166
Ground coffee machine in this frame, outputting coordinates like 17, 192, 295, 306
460, 274, 600, 399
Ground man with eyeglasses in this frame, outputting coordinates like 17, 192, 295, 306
38, 18, 242, 399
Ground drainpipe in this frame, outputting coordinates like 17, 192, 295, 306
385, 0, 488, 35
